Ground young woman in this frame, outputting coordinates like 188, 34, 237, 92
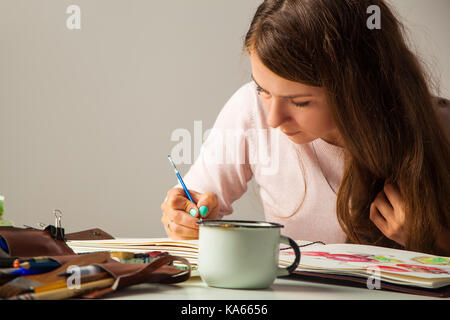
160, 0, 450, 255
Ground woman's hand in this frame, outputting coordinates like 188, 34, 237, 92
369, 184, 407, 247
160, 188, 220, 240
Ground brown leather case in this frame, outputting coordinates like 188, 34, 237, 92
0, 226, 75, 257
0, 226, 115, 257
0, 251, 191, 299
83, 252, 191, 298
0, 227, 191, 299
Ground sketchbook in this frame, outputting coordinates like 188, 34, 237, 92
68, 238, 201, 275
279, 243, 450, 290
67, 238, 450, 295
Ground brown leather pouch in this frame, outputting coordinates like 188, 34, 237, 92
82, 252, 191, 299
0, 227, 191, 299
0, 225, 115, 257
0, 251, 190, 299
0, 226, 75, 257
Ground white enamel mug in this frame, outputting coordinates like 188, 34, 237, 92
196, 220, 301, 289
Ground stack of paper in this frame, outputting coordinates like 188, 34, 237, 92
67, 238, 199, 275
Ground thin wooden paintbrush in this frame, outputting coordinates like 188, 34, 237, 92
8, 277, 115, 300
0, 272, 111, 298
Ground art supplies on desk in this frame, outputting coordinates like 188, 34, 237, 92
0, 250, 191, 299
109, 251, 167, 264
2, 270, 112, 299
0, 223, 192, 300
67, 238, 450, 297
9, 277, 116, 300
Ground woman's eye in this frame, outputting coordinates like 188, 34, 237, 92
293, 101, 310, 108
256, 86, 270, 97
256, 85, 309, 107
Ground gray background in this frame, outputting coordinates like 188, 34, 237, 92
0, 0, 449, 237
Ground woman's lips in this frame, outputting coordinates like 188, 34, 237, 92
283, 131, 300, 137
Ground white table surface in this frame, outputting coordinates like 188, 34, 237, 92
105, 275, 445, 300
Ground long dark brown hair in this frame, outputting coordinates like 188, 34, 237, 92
243, 0, 450, 254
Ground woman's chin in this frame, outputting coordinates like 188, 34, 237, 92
286, 132, 314, 145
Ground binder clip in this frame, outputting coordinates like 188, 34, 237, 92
46, 209, 66, 241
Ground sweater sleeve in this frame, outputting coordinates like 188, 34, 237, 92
172, 82, 256, 217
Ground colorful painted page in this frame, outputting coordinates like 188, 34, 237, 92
279, 242, 450, 288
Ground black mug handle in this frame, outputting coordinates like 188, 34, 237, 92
277, 235, 301, 276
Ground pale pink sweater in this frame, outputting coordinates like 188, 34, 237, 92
175, 82, 450, 243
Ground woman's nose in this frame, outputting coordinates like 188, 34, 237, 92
265, 98, 289, 128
